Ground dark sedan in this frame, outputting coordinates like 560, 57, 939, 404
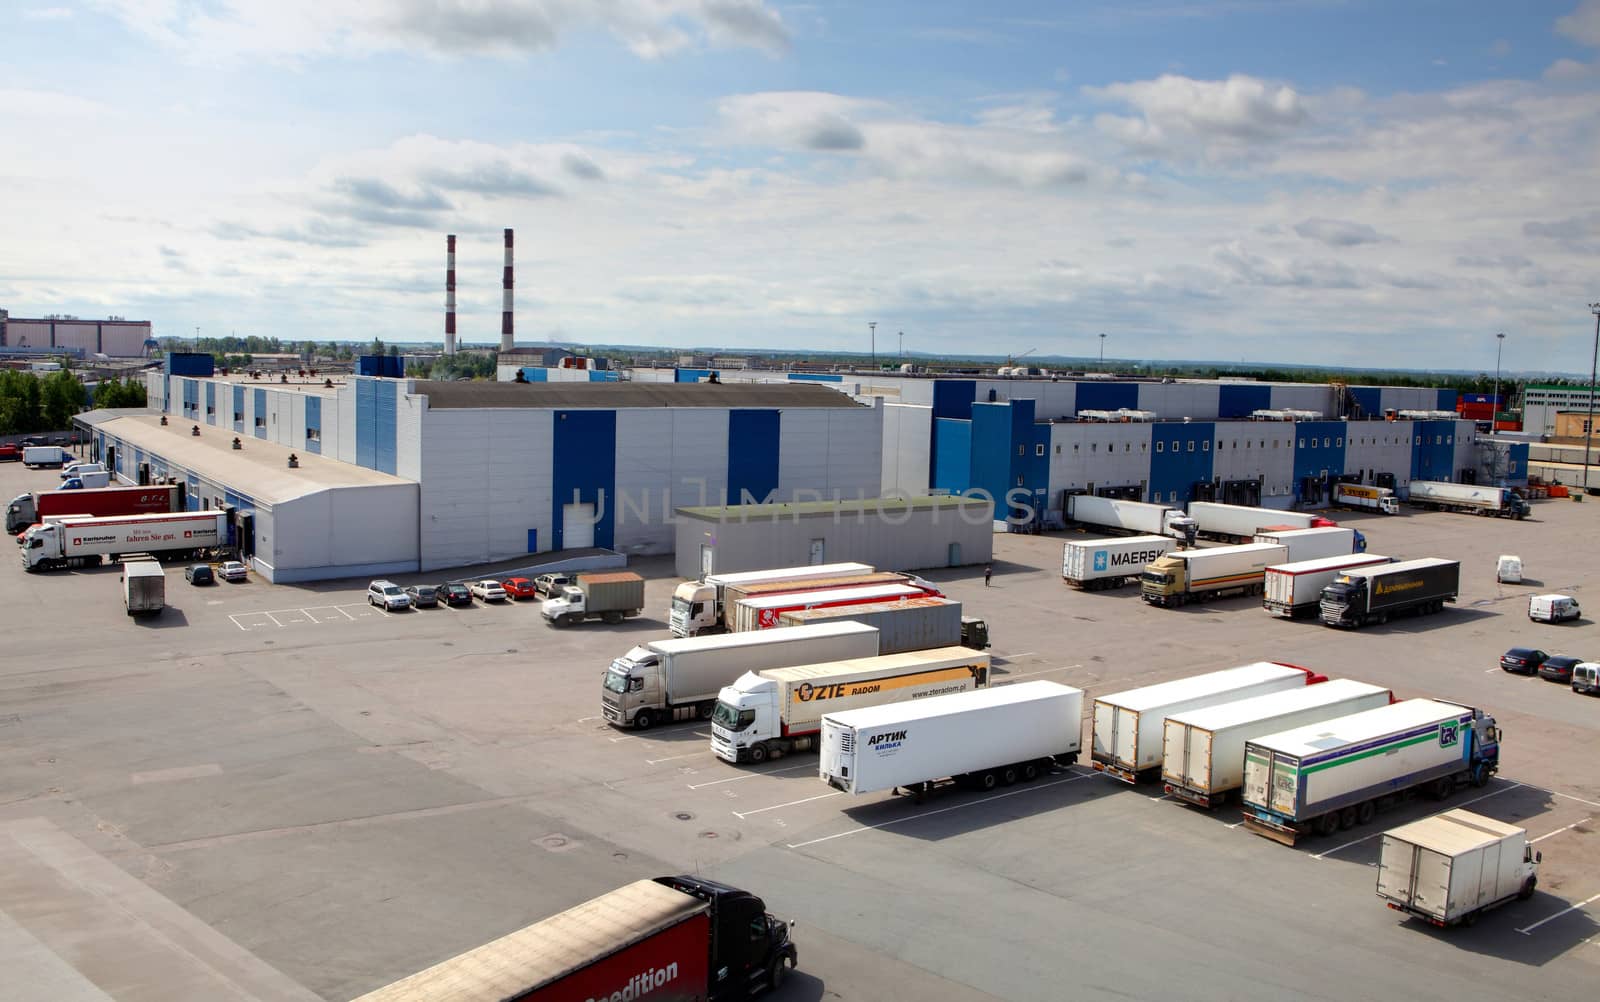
1500, 647, 1549, 675
406, 584, 440, 609
1539, 654, 1585, 684
436, 582, 472, 607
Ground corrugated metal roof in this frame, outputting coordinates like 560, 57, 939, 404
415, 380, 861, 409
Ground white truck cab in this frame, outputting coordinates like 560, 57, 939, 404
670, 581, 718, 636
710, 673, 781, 763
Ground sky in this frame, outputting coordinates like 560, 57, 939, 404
3, 1, 1600, 373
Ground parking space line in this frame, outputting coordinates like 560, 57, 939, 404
1313, 783, 1522, 860
1554, 791, 1600, 810
1517, 892, 1600, 936
1000, 664, 1082, 682
1531, 817, 1591, 844
576, 716, 602, 723
733, 792, 842, 819
645, 751, 705, 765
263, 611, 284, 627
338, 606, 357, 621
688, 763, 813, 789
784, 772, 1096, 850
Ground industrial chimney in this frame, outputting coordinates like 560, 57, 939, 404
445, 234, 457, 356
500, 228, 514, 353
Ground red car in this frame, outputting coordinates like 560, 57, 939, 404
502, 576, 538, 600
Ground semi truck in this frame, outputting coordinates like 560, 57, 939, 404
120, 557, 166, 617
1263, 553, 1392, 618
1139, 542, 1288, 607
1253, 525, 1365, 560
1318, 558, 1460, 628
731, 581, 938, 632
603, 621, 881, 730
1376, 809, 1539, 928
1335, 483, 1401, 514
1065, 495, 1193, 538
1091, 662, 1324, 783
1241, 698, 1501, 845
1406, 480, 1530, 519
1188, 502, 1338, 543
541, 571, 646, 626
8, 483, 186, 534
21, 510, 230, 571
351, 875, 797, 1001
1062, 535, 1177, 590
1161, 679, 1392, 807
819, 680, 1083, 798
710, 647, 990, 764
669, 562, 875, 636
777, 596, 968, 653
720, 571, 908, 629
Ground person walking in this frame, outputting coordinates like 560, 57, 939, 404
984, 564, 993, 587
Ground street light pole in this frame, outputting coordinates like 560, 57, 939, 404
899, 331, 904, 365
1586, 303, 1600, 493
1493, 332, 1505, 432
868, 321, 876, 372
1099, 332, 1107, 366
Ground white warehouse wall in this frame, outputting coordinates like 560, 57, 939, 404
1211, 424, 1296, 498
1048, 423, 1155, 503
880, 403, 932, 495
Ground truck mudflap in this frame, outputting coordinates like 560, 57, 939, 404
1091, 760, 1139, 784
1241, 810, 1302, 846
1164, 783, 1215, 808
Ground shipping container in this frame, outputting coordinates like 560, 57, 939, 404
731, 582, 935, 632
777, 596, 963, 654
1062, 535, 1178, 590
1263, 553, 1393, 618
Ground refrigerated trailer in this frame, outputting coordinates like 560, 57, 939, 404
1406, 481, 1529, 519
1091, 662, 1324, 784
602, 621, 881, 729
20, 510, 229, 571
1319, 558, 1460, 628
1161, 680, 1392, 807
721, 572, 908, 629
1241, 699, 1501, 845
1264, 553, 1393, 618
351, 875, 797, 1002
819, 681, 1083, 797
711, 647, 989, 764
731, 581, 937, 632
7, 483, 185, 534
1376, 810, 1539, 927
1140, 542, 1288, 607
1189, 502, 1337, 543
669, 562, 875, 636
1065, 495, 1191, 538
1252, 526, 1363, 561
1062, 535, 1178, 590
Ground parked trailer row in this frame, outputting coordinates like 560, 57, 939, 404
669, 562, 875, 636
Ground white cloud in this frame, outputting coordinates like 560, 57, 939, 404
1292, 217, 1384, 247
0, 88, 105, 118
1557, 0, 1600, 47
1087, 73, 1308, 154
22, 6, 73, 19
1545, 57, 1596, 79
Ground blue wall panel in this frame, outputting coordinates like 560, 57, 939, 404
1218, 384, 1271, 418
675, 368, 715, 383
931, 381, 977, 420
1292, 420, 1348, 497
788, 373, 843, 383
969, 403, 1013, 512
1074, 382, 1139, 414
355, 379, 376, 469
587, 370, 621, 382
1410, 420, 1456, 481
552, 409, 616, 550
726, 409, 781, 504
1351, 387, 1383, 419
932, 418, 971, 494
1507, 443, 1528, 484
305, 396, 322, 455
1437, 388, 1458, 411
252, 388, 267, 439
232, 386, 244, 432
1148, 422, 1216, 506
518, 367, 549, 382
374, 379, 398, 475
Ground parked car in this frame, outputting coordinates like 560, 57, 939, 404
436, 582, 472, 607
217, 560, 248, 582
1539, 655, 1586, 684
1529, 593, 1581, 623
502, 576, 537, 600
184, 564, 214, 586
0, 444, 18, 462
1572, 662, 1600, 695
1500, 647, 1549, 675
534, 572, 572, 596
1496, 555, 1523, 584
368, 580, 411, 611
405, 584, 439, 608
470, 579, 508, 602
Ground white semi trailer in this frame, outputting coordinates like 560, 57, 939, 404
21, 510, 230, 571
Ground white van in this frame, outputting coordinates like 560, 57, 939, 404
1496, 555, 1523, 584
1572, 663, 1600, 695
1529, 593, 1580, 623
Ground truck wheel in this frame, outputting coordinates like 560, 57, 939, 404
1339, 806, 1359, 830
1021, 762, 1040, 782
978, 771, 998, 791
1471, 762, 1490, 788
633, 709, 654, 731
1357, 800, 1376, 825
1431, 777, 1455, 800
1461, 910, 1479, 927
602, 611, 623, 624
768, 953, 792, 991
1316, 813, 1340, 837
1518, 875, 1538, 900
748, 743, 768, 764
1001, 766, 1018, 786
697, 701, 715, 721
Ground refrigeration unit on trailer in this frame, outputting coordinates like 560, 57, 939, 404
1161, 680, 1392, 808
1240, 699, 1500, 846
20, 510, 230, 571
730, 581, 937, 632
1139, 542, 1287, 607
669, 562, 875, 636
1188, 502, 1337, 543
1318, 558, 1460, 628
602, 621, 881, 730
1062, 535, 1177, 590
1376, 809, 1539, 928
1090, 662, 1324, 784
1064, 495, 1192, 538
711, 647, 990, 764
777, 596, 966, 653
820, 680, 1083, 798
1263, 553, 1393, 618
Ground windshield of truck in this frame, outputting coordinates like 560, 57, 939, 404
711, 701, 755, 731
603, 668, 630, 694
671, 596, 691, 616
1140, 571, 1170, 585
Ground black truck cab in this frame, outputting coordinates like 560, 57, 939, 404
655, 875, 798, 997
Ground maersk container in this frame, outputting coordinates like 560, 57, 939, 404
731, 582, 934, 632
1062, 535, 1177, 590
1091, 661, 1320, 783
1161, 679, 1392, 807
819, 680, 1083, 797
777, 596, 962, 654
1241, 699, 1501, 845
1252, 526, 1359, 562
1264, 553, 1392, 618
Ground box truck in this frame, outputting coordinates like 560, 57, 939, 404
1263, 553, 1393, 618
711, 647, 990, 764
1253, 526, 1363, 560
1062, 535, 1177, 590
819, 680, 1083, 798
120, 557, 166, 617
541, 571, 646, 626
1241, 699, 1501, 845
1406, 480, 1529, 519
21, 510, 230, 571
1376, 809, 1539, 928
21, 445, 72, 468
351, 875, 797, 1001
1091, 662, 1324, 783
60, 470, 111, 490
1335, 483, 1400, 515
720, 571, 908, 629
1139, 542, 1288, 607
8, 482, 184, 535
731, 581, 937, 632
777, 596, 965, 653
1188, 502, 1337, 543
1318, 558, 1460, 628
1065, 495, 1193, 538
669, 562, 875, 636
603, 621, 880, 729
1161, 680, 1392, 807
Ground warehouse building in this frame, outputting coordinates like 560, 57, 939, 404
673, 495, 993, 579
0, 312, 154, 357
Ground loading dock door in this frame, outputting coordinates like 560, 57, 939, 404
562, 503, 595, 549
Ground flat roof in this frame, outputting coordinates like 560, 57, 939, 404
414, 380, 862, 410
677, 494, 988, 518
80, 412, 414, 505
179, 375, 344, 398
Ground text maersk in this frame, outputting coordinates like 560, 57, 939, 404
1100, 549, 1166, 568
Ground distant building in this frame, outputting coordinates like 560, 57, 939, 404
1522, 384, 1599, 437
0, 312, 153, 357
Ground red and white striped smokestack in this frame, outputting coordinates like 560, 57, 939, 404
500, 227, 514, 352
445, 234, 457, 356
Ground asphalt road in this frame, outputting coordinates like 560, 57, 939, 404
1, 460, 1596, 1001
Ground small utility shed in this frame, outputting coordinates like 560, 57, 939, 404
674, 495, 993, 578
